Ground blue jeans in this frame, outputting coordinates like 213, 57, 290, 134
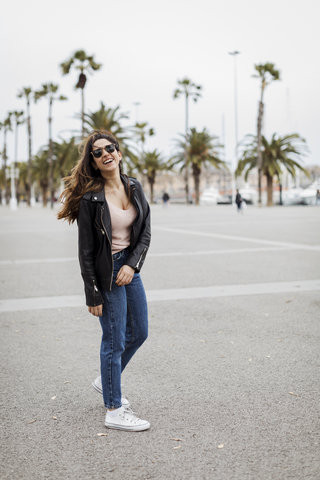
99, 248, 148, 409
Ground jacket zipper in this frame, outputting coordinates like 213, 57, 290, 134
101, 205, 114, 290
130, 189, 141, 246
93, 280, 98, 306
95, 220, 105, 235
132, 187, 146, 269
135, 248, 146, 270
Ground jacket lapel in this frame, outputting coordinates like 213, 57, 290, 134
89, 190, 112, 242
91, 176, 139, 242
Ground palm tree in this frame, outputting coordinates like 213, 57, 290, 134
136, 149, 171, 203
60, 50, 102, 138
132, 122, 155, 186
173, 77, 202, 202
132, 122, 155, 155
32, 151, 50, 206
235, 133, 309, 206
173, 127, 227, 205
53, 137, 79, 181
84, 102, 129, 137
10, 111, 24, 204
83, 102, 138, 173
17, 87, 33, 205
253, 63, 280, 204
0, 114, 12, 204
0, 167, 5, 204
33, 141, 74, 206
34, 83, 67, 208
16, 161, 28, 202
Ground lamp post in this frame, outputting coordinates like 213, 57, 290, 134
229, 50, 240, 204
6, 163, 19, 211
133, 102, 141, 124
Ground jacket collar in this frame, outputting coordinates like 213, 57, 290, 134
85, 175, 136, 203
89, 190, 105, 202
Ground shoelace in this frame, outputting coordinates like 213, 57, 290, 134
123, 406, 137, 415
122, 408, 141, 423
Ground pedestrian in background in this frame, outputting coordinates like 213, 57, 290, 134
235, 189, 243, 213
58, 130, 151, 432
162, 191, 170, 207
316, 189, 320, 205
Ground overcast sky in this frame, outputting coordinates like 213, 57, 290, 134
1, 0, 319, 170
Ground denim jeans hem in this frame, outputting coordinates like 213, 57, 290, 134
105, 404, 122, 409
99, 248, 148, 408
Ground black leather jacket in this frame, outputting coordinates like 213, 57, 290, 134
77, 175, 151, 307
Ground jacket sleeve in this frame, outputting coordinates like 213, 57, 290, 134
125, 181, 151, 273
77, 198, 104, 307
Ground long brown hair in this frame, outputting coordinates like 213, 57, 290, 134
57, 130, 130, 223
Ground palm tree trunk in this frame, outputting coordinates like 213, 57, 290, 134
184, 157, 189, 203
81, 87, 85, 138
16, 183, 21, 204
41, 183, 48, 207
14, 121, 19, 204
258, 167, 262, 205
48, 97, 54, 209
26, 97, 32, 206
266, 173, 273, 206
184, 94, 189, 203
3, 130, 9, 204
257, 100, 264, 205
148, 175, 155, 204
192, 163, 201, 205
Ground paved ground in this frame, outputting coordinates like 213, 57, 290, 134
0, 203, 320, 480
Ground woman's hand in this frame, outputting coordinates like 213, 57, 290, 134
116, 265, 135, 287
88, 305, 103, 317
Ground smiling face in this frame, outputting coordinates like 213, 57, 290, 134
91, 138, 122, 176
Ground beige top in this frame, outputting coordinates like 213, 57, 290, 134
108, 201, 137, 254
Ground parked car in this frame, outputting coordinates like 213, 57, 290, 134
282, 187, 304, 205
199, 187, 223, 205
300, 181, 320, 205
239, 186, 258, 205
217, 194, 232, 204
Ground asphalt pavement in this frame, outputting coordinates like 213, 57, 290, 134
1, 202, 320, 480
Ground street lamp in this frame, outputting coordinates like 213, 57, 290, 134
6, 163, 19, 211
229, 50, 241, 204
133, 102, 141, 124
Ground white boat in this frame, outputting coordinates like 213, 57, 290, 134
282, 187, 304, 205
200, 187, 223, 205
239, 185, 258, 205
300, 181, 320, 205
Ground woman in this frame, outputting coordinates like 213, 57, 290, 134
58, 131, 151, 431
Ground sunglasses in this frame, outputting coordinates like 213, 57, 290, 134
91, 144, 117, 158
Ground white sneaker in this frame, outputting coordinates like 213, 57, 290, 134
92, 376, 130, 408
105, 406, 150, 431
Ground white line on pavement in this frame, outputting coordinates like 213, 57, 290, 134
161, 218, 320, 228
146, 279, 320, 302
0, 257, 78, 265
0, 279, 319, 313
152, 226, 320, 251
0, 227, 75, 235
148, 247, 289, 257
0, 245, 315, 266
